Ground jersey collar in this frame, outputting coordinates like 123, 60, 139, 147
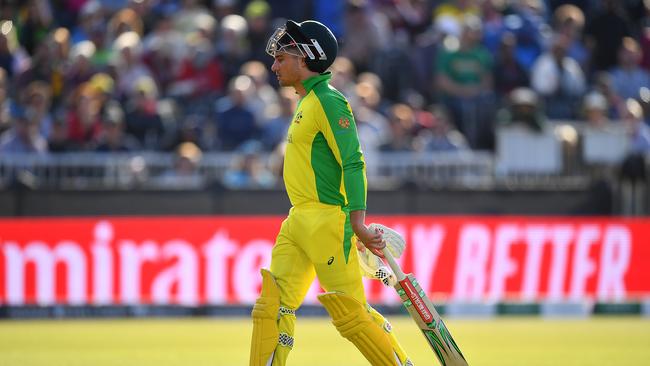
301, 72, 332, 94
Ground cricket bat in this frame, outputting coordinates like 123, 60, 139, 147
381, 247, 468, 366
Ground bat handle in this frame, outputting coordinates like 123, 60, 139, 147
381, 247, 407, 281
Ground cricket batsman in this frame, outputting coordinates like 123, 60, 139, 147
249, 19, 413, 366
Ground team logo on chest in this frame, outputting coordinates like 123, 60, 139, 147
338, 117, 350, 128
293, 111, 303, 124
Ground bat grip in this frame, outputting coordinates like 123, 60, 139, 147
381, 247, 406, 281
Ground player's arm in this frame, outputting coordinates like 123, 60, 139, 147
350, 210, 385, 257
317, 93, 384, 255
320, 96, 366, 211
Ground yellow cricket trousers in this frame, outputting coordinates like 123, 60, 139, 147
270, 202, 366, 308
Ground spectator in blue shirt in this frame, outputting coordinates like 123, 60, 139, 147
0, 104, 47, 154
215, 75, 258, 151
609, 37, 650, 101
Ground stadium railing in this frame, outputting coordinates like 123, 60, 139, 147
0, 149, 631, 191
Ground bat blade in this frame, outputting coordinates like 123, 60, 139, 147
394, 274, 468, 366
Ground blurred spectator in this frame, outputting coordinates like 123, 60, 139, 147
16, 0, 54, 56
381, 103, 416, 151
223, 140, 276, 189
86, 22, 111, 69
341, 0, 391, 73
125, 0, 157, 36
581, 91, 610, 128
211, 0, 237, 21
217, 14, 250, 82
436, 15, 494, 149
609, 37, 650, 101
433, 0, 479, 38
409, 24, 440, 103
173, 0, 214, 35
66, 82, 103, 148
0, 21, 20, 77
508, 0, 548, 71
356, 72, 385, 109
481, 0, 506, 55
22, 80, 53, 139
414, 104, 468, 152
214, 75, 258, 151
354, 81, 391, 145
592, 71, 623, 119
0, 104, 47, 153
47, 113, 74, 153
379, 0, 430, 43
496, 87, 546, 132
353, 80, 391, 176
623, 98, 650, 153
585, 0, 632, 73
64, 41, 98, 93
89, 72, 116, 112
166, 114, 206, 151
141, 14, 184, 94
240, 60, 278, 125
49, 28, 71, 102
168, 34, 225, 112
531, 32, 586, 120
95, 101, 140, 152
267, 139, 286, 181
330, 56, 357, 99
244, 0, 273, 64
111, 31, 153, 100
15, 33, 56, 91
553, 4, 589, 71
154, 141, 206, 189
409, 91, 436, 130
107, 8, 144, 41
619, 97, 649, 216
124, 75, 165, 150
260, 87, 295, 151
492, 32, 529, 100
50, 27, 71, 62
71, 0, 104, 45
371, 29, 416, 103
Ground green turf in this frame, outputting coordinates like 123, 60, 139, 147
1, 316, 649, 366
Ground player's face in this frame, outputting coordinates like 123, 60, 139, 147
271, 52, 303, 87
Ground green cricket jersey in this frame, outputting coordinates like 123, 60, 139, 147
283, 72, 367, 211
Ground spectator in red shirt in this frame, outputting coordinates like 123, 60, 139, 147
66, 82, 103, 149
169, 36, 225, 100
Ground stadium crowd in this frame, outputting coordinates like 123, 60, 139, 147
0, 0, 649, 183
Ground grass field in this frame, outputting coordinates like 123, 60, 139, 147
1, 316, 649, 366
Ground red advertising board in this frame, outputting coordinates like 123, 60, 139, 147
0, 216, 648, 305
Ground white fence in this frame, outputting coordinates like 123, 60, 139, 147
0, 121, 645, 190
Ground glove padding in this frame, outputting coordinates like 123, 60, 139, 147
368, 223, 405, 258
357, 243, 396, 286
356, 223, 406, 287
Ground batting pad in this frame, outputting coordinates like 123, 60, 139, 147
250, 269, 280, 366
318, 292, 401, 366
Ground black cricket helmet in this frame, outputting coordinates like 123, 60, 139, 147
266, 20, 338, 73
